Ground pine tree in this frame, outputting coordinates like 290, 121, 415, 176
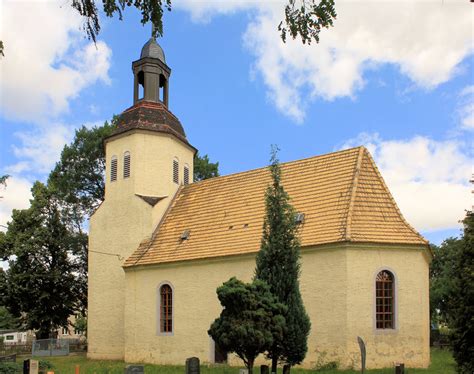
255, 146, 311, 372
208, 277, 286, 374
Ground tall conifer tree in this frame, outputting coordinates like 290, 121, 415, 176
255, 146, 310, 372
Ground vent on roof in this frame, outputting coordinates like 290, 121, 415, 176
295, 212, 305, 224
180, 229, 190, 241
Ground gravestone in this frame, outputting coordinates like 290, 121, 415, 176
124, 365, 144, 374
185, 357, 200, 374
395, 363, 405, 374
260, 365, 269, 374
357, 336, 366, 373
239, 369, 248, 374
282, 364, 290, 374
23, 359, 38, 374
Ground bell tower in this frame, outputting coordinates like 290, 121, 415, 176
133, 37, 170, 106
88, 35, 196, 361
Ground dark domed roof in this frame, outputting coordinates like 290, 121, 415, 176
140, 38, 165, 62
110, 101, 195, 152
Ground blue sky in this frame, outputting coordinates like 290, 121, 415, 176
0, 1, 472, 245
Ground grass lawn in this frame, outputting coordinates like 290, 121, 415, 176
23, 349, 454, 374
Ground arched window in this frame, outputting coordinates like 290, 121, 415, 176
376, 270, 395, 329
184, 164, 189, 185
110, 156, 118, 182
123, 152, 131, 178
160, 284, 173, 333
173, 159, 179, 184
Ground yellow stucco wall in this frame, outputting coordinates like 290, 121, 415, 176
344, 246, 431, 369
122, 244, 430, 369
88, 130, 194, 360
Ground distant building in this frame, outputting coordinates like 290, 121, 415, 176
87, 37, 431, 369
0, 330, 29, 345
54, 315, 86, 341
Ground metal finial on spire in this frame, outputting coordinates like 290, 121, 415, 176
151, 23, 157, 40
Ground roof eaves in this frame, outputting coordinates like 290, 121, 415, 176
344, 146, 365, 241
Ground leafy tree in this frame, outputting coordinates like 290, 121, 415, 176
0, 270, 20, 329
0, 175, 8, 187
48, 120, 116, 221
430, 239, 462, 326
0, 306, 19, 330
279, 0, 337, 44
48, 120, 116, 312
0, 182, 83, 339
448, 212, 474, 373
63, 1, 336, 45
255, 146, 310, 372
194, 152, 219, 182
208, 277, 286, 374
74, 313, 87, 337
0, 175, 8, 200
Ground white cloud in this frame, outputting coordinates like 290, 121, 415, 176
176, 1, 473, 122
0, 176, 33, 230
6, 123, 74, 175
458, 85, 474, 131
340, 133, 472, 232
0, 1, 112, 122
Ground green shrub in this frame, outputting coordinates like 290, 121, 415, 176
39, 360, 54, 372
0, 362, 21, 374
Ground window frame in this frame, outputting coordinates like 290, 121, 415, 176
173, 159, 179, 184
157, 281, 174, 336
373, 267, 398, 333
184, 164, 190, 185
110, 156, 118, 182
123, 151, 131, 179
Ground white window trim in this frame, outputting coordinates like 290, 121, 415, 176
373, 266, 399, 334
157, 281, 174, 336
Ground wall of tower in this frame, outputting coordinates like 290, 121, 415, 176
88, 130, 194, 360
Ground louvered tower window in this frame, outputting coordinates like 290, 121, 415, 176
376, 270, 395, 329
173, 159, 179, 184
123, 152, 131, 178
184, 165, 189, 185
110, 156, 118, 182
160, 284, 173, 333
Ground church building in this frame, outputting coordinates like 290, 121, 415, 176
87, 37, 431, 369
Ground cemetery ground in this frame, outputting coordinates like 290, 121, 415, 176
15, 348, 453, 374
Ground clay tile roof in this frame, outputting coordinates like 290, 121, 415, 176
109, 101, 194, 150
124, 146, 427, 268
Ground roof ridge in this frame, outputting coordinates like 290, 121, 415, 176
363, 150, 429, 245
186, 146, 365, 189
344, 147, 365, 241
126, 186, 184, 267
